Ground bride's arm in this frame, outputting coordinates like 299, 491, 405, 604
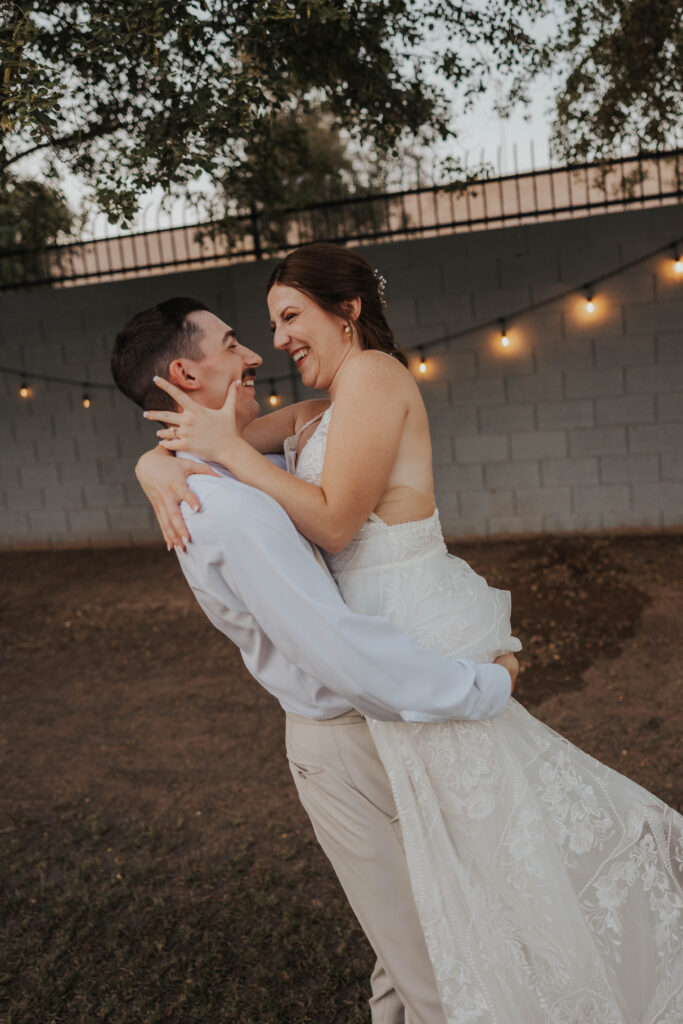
136, 398, 330, 548
240, 399, 330, 452
146, 352, 413, 553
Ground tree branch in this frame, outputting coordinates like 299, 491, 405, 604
1, 120, 119, 173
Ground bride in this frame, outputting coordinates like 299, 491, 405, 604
139, 242, 683, 1022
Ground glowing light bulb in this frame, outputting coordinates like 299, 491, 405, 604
19, 382, 30, 398
674, 256, 683, 275
418, 349, 427, 374
585, 298, 595, 314
268, 381, 280, 407
501, 333, 510, 348
82, 394, 91, 409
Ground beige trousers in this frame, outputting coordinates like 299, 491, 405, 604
285, 709, 447, 1024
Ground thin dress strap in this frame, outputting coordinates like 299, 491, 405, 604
294, 410, 326, 437
283, 407, 329, 473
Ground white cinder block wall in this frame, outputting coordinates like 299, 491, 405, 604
1, 205, 681, 548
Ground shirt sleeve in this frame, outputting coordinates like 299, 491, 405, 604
179, 476, 512, 722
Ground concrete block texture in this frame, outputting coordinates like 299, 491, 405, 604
657, 394, 683, 421
569, 427, 627, 456
542, 512, 603, 533
565, 367, 624, 398
435, 463, 484, 493
600, 454, 660, 484
541, 458, 599, 486
460, 489, 515, 518
2, 206, 682, 547
626, 363, 683, 394
485, 460, 540, 488
480, 403, 535, 433
596, 395, 656, 425
626, 299, 683, 335
657, 333, 682, 363
595, 334, 655, 366
535, 337, 593, 371
537, 400, 594, 430
662, 453, 683, 480
573, 484, 631, 513
511, 431, 567, 460
632, 482, 683, 516
488, 514, 544, 536
516, 487, 571, 517
507, 373, 564, 402
454, 434, 509, 464
68, 508, 110, 535
628, 423, 683, 453
450, 376, 506, 404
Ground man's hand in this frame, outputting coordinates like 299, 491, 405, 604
494, 653, 519, 694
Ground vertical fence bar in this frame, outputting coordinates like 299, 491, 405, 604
250, 204, 262, 260
513, 143, 522, 222
548, 142, 556, 218
530, 141, 539, 220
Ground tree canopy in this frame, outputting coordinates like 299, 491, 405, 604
1, 0, 680, 240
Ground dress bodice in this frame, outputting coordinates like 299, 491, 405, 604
288, 403, 522, 663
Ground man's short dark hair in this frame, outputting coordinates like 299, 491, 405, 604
111, 297, 210, 411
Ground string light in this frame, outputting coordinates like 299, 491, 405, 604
2, 235, 680, 400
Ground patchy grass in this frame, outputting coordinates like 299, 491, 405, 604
1, 534, 681, 1022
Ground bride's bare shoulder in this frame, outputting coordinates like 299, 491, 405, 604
340, 349, 414, 392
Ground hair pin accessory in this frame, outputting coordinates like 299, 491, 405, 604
373, 268, 387, 308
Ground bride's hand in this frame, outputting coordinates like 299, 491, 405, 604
494, 653, 519, 693
135, 446, 219, 551
143, 375, 243, 464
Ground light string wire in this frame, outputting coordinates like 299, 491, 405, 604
2, 236, 681, 397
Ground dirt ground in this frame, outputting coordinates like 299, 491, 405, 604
1, 533, 682, 1023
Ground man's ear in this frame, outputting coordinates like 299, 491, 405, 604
168, 357, 202, 391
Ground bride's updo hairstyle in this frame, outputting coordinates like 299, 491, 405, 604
267, 242, 408, 367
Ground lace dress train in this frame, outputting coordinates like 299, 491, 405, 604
289, 406, 683, 1024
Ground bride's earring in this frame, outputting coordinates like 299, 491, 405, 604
344, 323, 352, 341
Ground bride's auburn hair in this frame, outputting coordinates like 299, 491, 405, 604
267, 242, 408, 367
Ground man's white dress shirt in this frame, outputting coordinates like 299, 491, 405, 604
175, 456, 511, 722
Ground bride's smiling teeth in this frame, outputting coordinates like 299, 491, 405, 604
293, 348, 310, 364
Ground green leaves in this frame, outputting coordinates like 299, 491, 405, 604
1, 0, 679, 226
543, 0, 682, 160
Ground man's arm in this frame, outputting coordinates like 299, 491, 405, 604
178, 476, 512, 723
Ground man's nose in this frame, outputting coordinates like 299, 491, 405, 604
244, 348, 262, 367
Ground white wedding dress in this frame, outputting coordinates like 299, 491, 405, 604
287, 405, 683, 1024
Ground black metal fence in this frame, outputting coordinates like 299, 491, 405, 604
1, 149, 681, 291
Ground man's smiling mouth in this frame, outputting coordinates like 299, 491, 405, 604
242, 370, 256, 388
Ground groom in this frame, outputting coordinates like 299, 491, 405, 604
111, 298, 518, 1024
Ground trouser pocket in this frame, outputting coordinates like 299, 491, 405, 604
289, 759, 324, 781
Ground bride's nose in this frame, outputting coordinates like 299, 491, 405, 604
272, 324, 288, 350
